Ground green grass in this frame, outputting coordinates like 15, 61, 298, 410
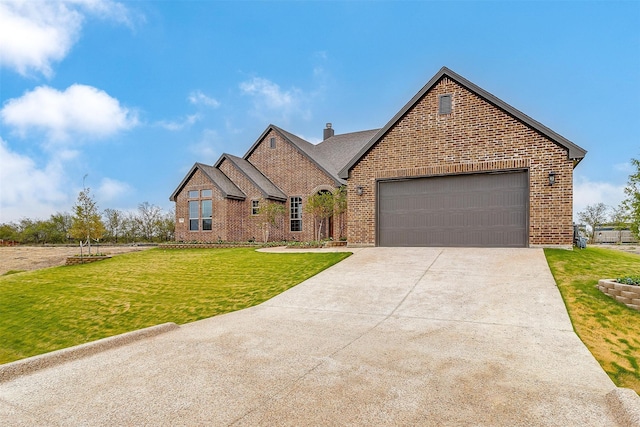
545, 247, 640, 393
0, 248, 350, 364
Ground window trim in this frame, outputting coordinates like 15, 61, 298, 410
251, 200, 260, 215
290, 196, 302, 232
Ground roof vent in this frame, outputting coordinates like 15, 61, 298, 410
323, 123, 334, 140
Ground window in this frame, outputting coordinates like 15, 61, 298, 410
201, 200, 212, 230
290, 196, 302, 232
439, 94, 452, 115
189, 200, 199, 231
188, 191, 213, 232
269, 137, 276, 149
252, 200, 260, 215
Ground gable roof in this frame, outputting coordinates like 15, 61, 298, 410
215, 153, 287, 201
244, 124, 377, 186
169, 162, 245, 201
338, 66, 587, 179
243, 125, 343, 185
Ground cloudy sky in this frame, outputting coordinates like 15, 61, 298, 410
1, 0, 639, 223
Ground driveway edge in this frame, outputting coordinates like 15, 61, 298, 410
0, 322, 180, 384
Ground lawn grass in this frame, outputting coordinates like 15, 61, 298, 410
0, 248, 350, 364
545, 247, 640, 393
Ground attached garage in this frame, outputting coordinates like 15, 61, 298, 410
340, 67, 587, 248
377, 171, 528, 247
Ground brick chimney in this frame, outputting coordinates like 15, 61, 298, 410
323, 123, 334, 140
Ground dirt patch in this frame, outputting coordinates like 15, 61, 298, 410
0, 246, 153, 275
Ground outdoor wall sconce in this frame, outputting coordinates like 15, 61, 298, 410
356, 186, 364, 196
548, 171, 556, 186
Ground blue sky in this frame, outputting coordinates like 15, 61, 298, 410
1, 0, 639, 223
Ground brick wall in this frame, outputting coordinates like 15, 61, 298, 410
347, 77, 575, 247
248, 129, 341, 241
174, 169, 228, 242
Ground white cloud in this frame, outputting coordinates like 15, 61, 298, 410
0, 137, 72, 222
239, 76, 309, 122
189, 129, 221, 162
188, 90, 220, 108
157, 114, 200, 131
97, 177, 131, 202
0, 0, 133, 78
1, 84, 138, 142
573, 176, 626, 221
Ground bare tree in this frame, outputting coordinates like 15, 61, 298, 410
137, 202, 162, 241
577, 203, 609, 243
103, 208, 124, 243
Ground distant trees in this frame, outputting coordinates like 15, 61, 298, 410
0, 202, 174, 245
577, 202, 609, 243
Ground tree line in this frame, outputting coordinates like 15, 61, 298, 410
0, 188, 174, 245
578, 158, 640, 243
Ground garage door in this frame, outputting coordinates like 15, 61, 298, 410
378, 172, 528, 247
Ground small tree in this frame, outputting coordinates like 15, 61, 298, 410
257, 200, 285, 243
69, 187, 105, 255
622, 158, 640, 239
577, 202, 609, 243
334, 185, 347, 239
304, 191, 335, 241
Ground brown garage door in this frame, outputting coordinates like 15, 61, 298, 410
378, 172, 528, 247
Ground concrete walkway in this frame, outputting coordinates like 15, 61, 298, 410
0, 248, 635, 425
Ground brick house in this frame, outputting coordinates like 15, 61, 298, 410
170, 124, 377, 242
171, 66, 586, 248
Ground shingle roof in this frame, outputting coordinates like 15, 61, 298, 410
244, 124, 376, 186
169, 162, 245, 201
216, 154, 287, 201
338, 66, 587, 179
315, 129, 380, 173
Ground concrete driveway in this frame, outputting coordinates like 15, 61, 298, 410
0, 248, 636, 426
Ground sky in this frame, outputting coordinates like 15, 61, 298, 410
0, 0, 639, 224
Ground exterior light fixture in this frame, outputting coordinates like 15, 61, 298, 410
548, 171, 556, 186
356, 186, 364, 196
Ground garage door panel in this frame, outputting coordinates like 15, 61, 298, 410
378, 172, 528, 247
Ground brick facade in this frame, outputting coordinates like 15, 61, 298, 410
172, 130, 344, 243
172, 67, 584, 248
246, 129, 342, 241
347, 77, 575, 247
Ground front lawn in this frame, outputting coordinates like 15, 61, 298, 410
0, 248, 350, 364
545, 247, 640, 393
